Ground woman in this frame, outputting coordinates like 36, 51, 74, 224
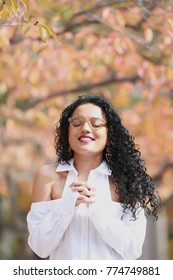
27, 94, 160, 260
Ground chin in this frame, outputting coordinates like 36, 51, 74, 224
75, 149, 103, 157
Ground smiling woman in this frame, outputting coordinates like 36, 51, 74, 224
68, 103, 108, 162
26, 93, 160, 260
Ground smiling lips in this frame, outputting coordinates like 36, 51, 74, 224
78, 135, 95, 143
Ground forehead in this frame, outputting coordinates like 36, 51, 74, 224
72, 103, 104, 118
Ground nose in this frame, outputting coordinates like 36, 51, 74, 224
81, 120, 91, 131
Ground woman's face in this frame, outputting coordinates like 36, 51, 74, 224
68, 103, 108, 159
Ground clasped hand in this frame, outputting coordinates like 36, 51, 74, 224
70, 181, 95, 206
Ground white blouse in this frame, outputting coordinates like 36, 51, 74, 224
27, 159, 147, 260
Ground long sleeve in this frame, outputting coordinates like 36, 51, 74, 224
89, 201, 147, 260
27, 187, 79, 258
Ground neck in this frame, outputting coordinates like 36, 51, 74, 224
73, 154, 103, 181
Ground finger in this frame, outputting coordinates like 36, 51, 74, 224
71, 186, 95, 197
80, 190, 95, 197
75, 195, 95, 206
73, 181, 94, 191
73, 188, 90, 197
77, 194, 95, 202
71, 181, 87, 187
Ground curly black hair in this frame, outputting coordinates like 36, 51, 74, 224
54, 94, 160, 220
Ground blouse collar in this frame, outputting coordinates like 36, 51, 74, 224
56, 158, 111, 175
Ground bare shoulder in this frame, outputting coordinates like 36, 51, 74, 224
36, 163, 57, 179
32, 163, 66, 202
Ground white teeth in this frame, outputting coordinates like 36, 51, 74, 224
79, 137, 93, 142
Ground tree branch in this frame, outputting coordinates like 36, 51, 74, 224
152, 161, 173, 207
152, 162, 173, 185
160, 192, 173, 208
18, 75, 139, 110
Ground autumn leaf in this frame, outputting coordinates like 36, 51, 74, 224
11, 0, 18, 10
5, 0, 13, 16
38, 23, 57, 43
0, 0, 4, 12
21, 15, 37, 34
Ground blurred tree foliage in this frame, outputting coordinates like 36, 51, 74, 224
0, 0, 173, 259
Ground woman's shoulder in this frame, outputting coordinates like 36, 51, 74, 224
35, 163, 63, 180
32, 163, 67, 202
35, 161, 70, 185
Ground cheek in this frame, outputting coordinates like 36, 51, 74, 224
103, 136, 108, 148
97, 130, 108, 145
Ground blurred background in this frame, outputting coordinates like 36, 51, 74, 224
0, 0, 173, 260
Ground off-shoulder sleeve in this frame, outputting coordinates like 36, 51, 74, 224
89, 201, 147, 260
27, 187, 79, 258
